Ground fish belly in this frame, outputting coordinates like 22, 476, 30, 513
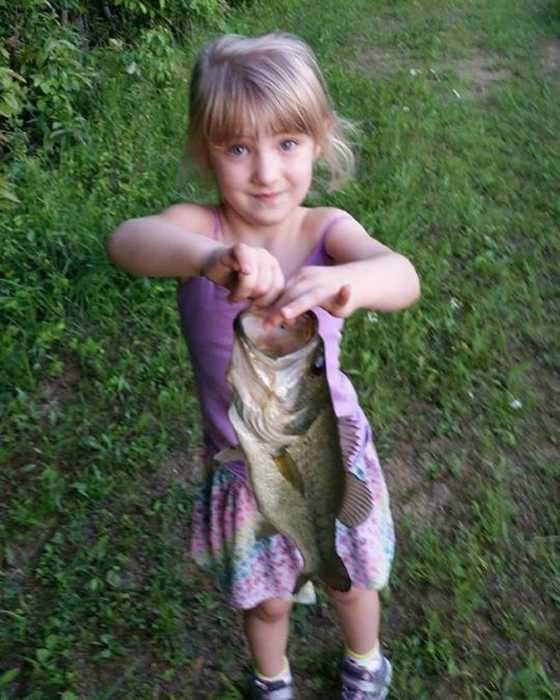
229, 404, 321, 577
230, 400, 351, 591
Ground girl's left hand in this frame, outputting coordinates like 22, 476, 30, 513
265, 266, 353, 326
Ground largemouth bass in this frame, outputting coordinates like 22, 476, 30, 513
223, 310, 373, 592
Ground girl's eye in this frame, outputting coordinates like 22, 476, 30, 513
280, 139, 298, 152
227, 144, 248, 157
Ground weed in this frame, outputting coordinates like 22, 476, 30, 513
1, 0, 559, 698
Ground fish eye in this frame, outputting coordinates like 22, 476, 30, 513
311, 354, 325, 375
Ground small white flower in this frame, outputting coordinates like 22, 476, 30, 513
403, 106, 410, 112
452, 89, 462, 99
367, 312, 379, 324
450, 297, 461, 310
467, 391, 474, 400
410, 68, 419, 76
510, 399, 522, 410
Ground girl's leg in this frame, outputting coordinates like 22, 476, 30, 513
329, 588, 392, 699
326, 587, 380, 654
243, 598, 293, 677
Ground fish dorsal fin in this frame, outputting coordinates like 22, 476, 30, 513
337, 472, 373, 528
338, 414, 363, 468
273, 449, 305, 496
255, 520, 279, 541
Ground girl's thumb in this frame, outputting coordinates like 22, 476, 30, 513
336, 284, 352, 306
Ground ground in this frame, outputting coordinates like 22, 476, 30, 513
1, 0, 559, 698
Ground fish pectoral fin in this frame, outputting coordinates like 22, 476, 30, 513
337, 472, 374, 528
213, 446, 245, 464
254, 520, 280, 541
321, 554, 351, 592
273, 449, 306, 496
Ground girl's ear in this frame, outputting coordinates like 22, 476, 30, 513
313, 141, 322, 161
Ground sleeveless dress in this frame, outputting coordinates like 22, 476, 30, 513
177, 211, 395, 610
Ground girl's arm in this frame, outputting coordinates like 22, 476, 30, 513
107, 204, 221, 278
108, 204, 286, 305
268, 214, 420, 324
323, 222, 420, 312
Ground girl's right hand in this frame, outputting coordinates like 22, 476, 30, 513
202, 242, 286, 308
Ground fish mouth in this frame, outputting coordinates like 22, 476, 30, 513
234, 310, 318, 359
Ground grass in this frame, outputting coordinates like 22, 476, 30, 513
1, 0, 560, 697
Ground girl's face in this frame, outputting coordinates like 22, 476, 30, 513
208, 131, 321, 226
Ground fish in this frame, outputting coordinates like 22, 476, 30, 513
221, 310, 374, 592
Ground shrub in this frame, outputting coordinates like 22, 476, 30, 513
0, 0, 228, 164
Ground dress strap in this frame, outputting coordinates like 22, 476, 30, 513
316, 213, 353, 255
211, 207, 222, 240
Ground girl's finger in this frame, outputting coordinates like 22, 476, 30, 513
264, 286, 295, 319
229, 243, 253, 276
250, 263, 273, 305
253, 264, 285, 308
263, 307, 287, 328
272, 265, 287, 304
279, 289, 320, 321
228, 266, 257, 301
335, 284, 352, 308
215, 246, 239, 272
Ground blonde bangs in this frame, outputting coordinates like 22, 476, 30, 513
200, 64, 328, 147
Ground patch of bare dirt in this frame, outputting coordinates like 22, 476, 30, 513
543, 38, 560, 75
2, 516, 60, 597
448, 55, 512, 96
353, 45, 512, 98
384, 445, 430, 522
37, 357, 82, 416
384, 438, 463, 527
157, 447, 206, 490
353, 45, 406, 76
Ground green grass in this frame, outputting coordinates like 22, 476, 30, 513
1, 0, 560, 697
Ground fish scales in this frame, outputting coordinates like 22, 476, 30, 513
285, 404, 349, 588
226, 311, 373, 592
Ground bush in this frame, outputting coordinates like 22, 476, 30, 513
0, 0, 228, 170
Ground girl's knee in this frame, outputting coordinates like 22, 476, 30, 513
252, 598, 292, 623
326, 586, 376, 606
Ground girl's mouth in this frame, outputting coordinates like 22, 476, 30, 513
253, 192, 281, 202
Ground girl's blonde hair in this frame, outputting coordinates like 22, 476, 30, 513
187, 32, 355, 191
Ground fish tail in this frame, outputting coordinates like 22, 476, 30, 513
320, 554, 351, 592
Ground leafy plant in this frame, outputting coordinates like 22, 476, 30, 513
0, 0, 228, 155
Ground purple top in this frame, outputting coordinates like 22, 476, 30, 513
177, 211, 370, 480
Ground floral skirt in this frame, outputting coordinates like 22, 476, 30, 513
190, 437, 395, 610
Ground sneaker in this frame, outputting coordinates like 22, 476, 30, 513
340, 655, 392, 699
249, 675, 294, 700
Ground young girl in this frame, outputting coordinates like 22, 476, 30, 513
109, 32, 419, 700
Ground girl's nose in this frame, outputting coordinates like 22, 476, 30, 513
252, 150, 279, 185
